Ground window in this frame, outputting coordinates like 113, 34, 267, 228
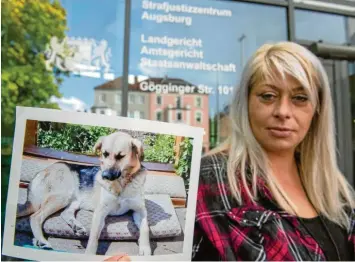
138, 95, 145, 104
128, 94, 136, 104
295, 10, 346, 44
1, 0, 127, 212
129, 94, 135, 104
348, 17, 355, 45
195, 97, 202, 108
128, 0, 287, 149
133, 110, 141, 119
99, 94, 106, 103
140, 111, 144, 119
156, 111, 162, 121
176, 111, 182, 121
195, 111, 202, 124
176, 96, 181, 108
156, 95, 162, 105
115, 94, 121, 104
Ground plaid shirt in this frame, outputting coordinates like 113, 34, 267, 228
192, 153, 355, 261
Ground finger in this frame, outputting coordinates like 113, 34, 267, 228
104, 254, 131, 262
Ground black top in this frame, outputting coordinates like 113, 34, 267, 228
299, 216, 353, 261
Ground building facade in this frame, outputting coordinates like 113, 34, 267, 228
141, 77, 210, 151
92, 76, 210, 151
2, 0, 355, 187
91, 77, 150, 119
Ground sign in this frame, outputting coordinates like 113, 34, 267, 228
45, 36, 114, 80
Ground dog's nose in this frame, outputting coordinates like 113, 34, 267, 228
101, 169, 121, 181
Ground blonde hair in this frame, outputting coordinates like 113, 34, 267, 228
209, 41, 355, 229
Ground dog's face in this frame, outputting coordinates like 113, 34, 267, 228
93, 132, 144, 182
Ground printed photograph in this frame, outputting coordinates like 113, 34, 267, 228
4, 108, 203, 261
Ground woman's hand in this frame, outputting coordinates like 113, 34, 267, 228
104, 254, 131, 261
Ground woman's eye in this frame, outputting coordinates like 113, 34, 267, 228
259, 93, 276, 101
115, 153, 125, 160
293, 95, 308, 103
103, 151, 109, 158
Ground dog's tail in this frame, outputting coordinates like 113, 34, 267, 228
17, 201, 35, 218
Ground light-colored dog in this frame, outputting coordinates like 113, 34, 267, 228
17, 131, 151, 255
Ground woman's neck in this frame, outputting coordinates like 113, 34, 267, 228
267, 151, 299, 185
266, 151, 319, 218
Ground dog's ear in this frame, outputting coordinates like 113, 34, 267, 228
131, 138, 144, 161
93, 136, 104, 152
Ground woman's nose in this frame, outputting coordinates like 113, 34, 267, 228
273, 97, 292, 119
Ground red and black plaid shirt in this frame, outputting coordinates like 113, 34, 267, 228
192, 153, 355, 261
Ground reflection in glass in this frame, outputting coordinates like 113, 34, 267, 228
176, 97, 182, 109
156, 95, 162, 105
128, 0, 287, 151
50, 0, 126, 117
295, 9, 347, 44
156, 111, 162, 121
196, 111, 202, 124
196, 97, 202, 108
348, 17, 355, 45
177, 112, 182, 121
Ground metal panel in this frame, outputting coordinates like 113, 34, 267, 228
294, 1, 355, 17
231, 0, 288, 6
288, 0, 296, 41
231, 0, 355, 16
298, 0, 355, 7
317, 58, 353, 186
121, 0, 131, 117
333, 60, 353, 185
309, 43, 355, 60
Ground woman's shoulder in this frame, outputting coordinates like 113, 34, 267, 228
199, 151, 229, 181
197, 152, 234, 204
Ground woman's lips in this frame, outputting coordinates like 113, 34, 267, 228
267, 127, 293, 138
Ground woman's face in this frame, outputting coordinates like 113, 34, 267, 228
248, 74, 316, 154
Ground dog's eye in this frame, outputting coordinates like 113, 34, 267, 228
103, 151, 109, 158
115, 153, 125, 160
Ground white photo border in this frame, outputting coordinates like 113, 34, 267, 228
2, 106, 204, 261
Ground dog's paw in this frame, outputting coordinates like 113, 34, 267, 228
32, 238, 53, 250
73, 223, 87, 236
75, 227, 87, 236
139, 245, 151, 256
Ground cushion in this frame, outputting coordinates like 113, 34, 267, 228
20, 159, 56, 182
16, 188, 182, 240
144, 174, 186, 198
20, 159, 187, 198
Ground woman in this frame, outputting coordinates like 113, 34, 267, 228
192, 41, 355, 261
107, 41, 355, 261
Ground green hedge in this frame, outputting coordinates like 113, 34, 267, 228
175, 137, 193, 194
37, 122, 115, 155
143, 134, 176, 164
